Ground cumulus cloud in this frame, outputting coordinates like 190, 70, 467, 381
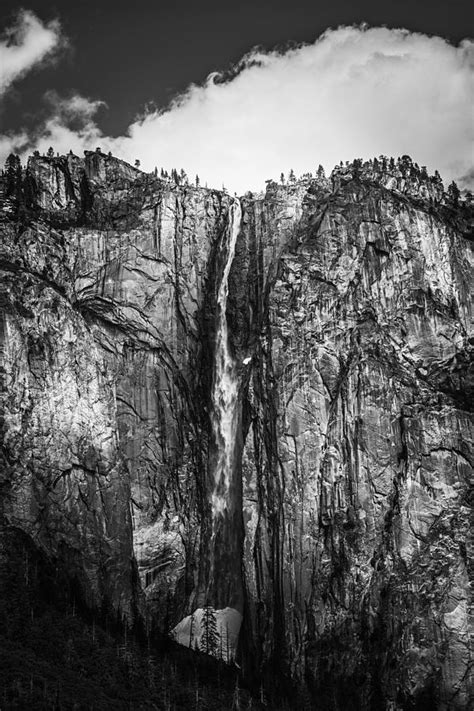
0, 9, 65, 95
0, 92, 105, 160
27, 94, 107, 156
3, 25, 473, 192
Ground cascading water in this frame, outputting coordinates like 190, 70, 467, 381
211, 198, 242, 516
171, 199, 243, 660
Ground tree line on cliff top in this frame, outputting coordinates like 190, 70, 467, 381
1, 150, 470, 208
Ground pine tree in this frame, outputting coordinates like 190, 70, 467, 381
4, 154, 22, 198
200, 606, 219, 656
447, 181, 460, 205
280, 172, 285, 184
195, 174, 200, 187
189, 612, 195, 648
47, 146, 54, 158
352, 158, 363, 177
398, 155, 413, 175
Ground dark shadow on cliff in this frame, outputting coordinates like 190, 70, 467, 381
0, 525, 266, 711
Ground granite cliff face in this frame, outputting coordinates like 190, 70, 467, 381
1, 151, 472, 709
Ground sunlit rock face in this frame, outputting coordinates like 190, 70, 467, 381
1, 152, 472, 709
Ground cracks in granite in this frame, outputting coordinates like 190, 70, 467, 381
1, 155, 472, 708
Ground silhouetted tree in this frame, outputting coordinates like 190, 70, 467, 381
433, 170, 443, 188
195, 174, 200, 187
4, 154, 22, 198
398, 155, 413, 175
189, 613, 195, 649
200, 607, 218, 656
317, 164, 325, 179
352, 158, 363, 177
447, 181, 460, 205
47, 146, 54, 158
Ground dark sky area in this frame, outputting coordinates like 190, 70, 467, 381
0, 0, 472, 136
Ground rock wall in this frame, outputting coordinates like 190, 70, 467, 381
237, 178, 473, 709
1, 151, 472, 709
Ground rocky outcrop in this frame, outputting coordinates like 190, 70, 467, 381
1, 151, 472, 709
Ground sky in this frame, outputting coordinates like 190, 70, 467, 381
0, 0, 472, 193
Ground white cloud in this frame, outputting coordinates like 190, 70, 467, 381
0, 93, 105, 160
0, 9, 65, 95
2, 25, 473, 192
44, 91, 106, 120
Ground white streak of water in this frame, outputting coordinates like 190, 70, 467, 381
211, 199, 242, 516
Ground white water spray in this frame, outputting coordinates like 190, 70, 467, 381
211, 199, 242, 516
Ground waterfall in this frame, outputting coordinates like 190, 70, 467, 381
171, 199, 244, 660
211, 198, 242, 516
